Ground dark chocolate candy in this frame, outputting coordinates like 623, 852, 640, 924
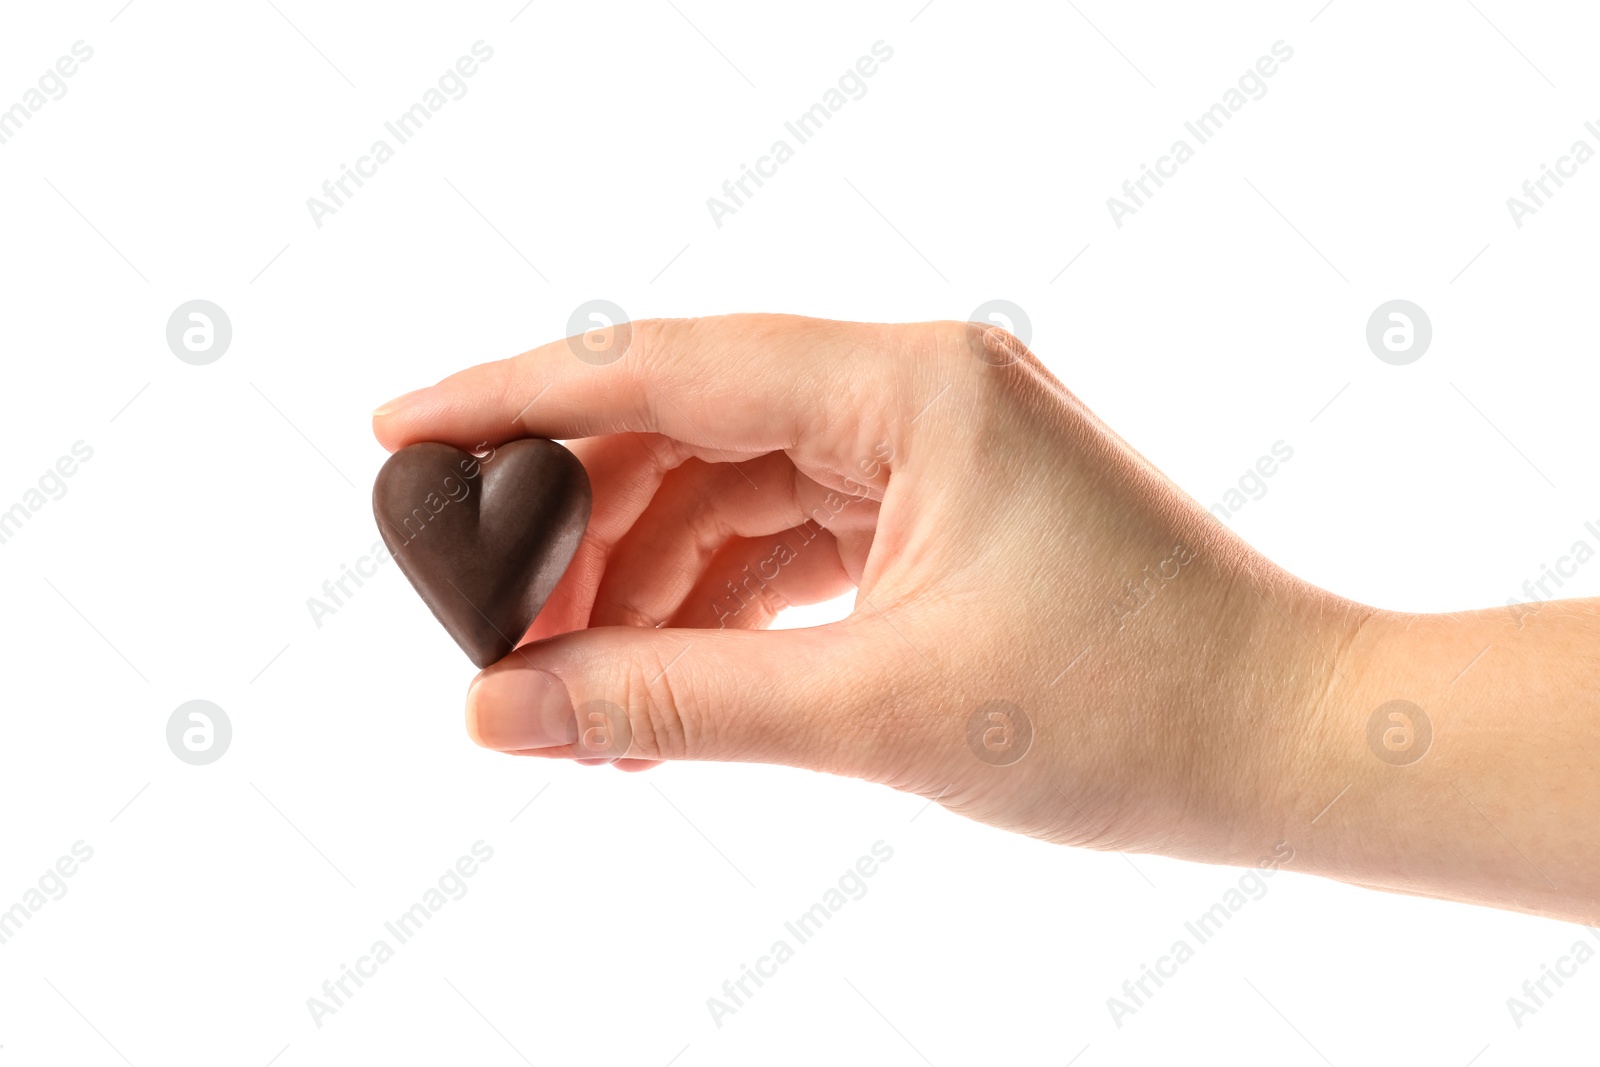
372, 438, 591, 668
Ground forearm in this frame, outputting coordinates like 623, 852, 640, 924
992, 394, 1600, 923
1273, 600, 1600, 923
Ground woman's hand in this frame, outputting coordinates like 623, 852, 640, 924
373, 314, 1600, 924
372, 315, 1342, 858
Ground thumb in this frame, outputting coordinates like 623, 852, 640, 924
465, 621, 890, 774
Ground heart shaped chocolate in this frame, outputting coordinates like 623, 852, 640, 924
373, 438, 591, 668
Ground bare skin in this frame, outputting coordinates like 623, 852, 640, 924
372, 315, 1600, 925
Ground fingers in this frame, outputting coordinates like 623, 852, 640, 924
589, 452, 873, 628
520, 437, 869, 640
667, 527, 853, 630
518, 432, 687, 641
465, 623, 892, 775
372, 315, 933, 482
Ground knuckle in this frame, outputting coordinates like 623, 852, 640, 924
978, 323, 1033, 366
638, 431, 689, 474
607, 600, 667, 629
683, 495, 730, 551
903, 322, 1020, 434
625, 317, 692, 375
615, 650, 695, 761
742, 581, 792, 626
930, 318, 1033, 370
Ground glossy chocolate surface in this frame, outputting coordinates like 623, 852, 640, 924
373, 438, 590, 667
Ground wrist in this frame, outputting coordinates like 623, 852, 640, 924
1084, 548, 1372, 871
1166, 569, 1377, 871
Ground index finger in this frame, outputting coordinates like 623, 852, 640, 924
371, 314, 935, 462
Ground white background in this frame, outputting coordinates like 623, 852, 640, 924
1, 1, 1597, 1063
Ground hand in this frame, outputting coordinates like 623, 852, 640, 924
373, 315, 1600, 923
371, 315, 1339, 855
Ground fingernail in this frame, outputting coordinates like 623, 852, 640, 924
373, 387, 431, 418
467, 666, 577, 750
